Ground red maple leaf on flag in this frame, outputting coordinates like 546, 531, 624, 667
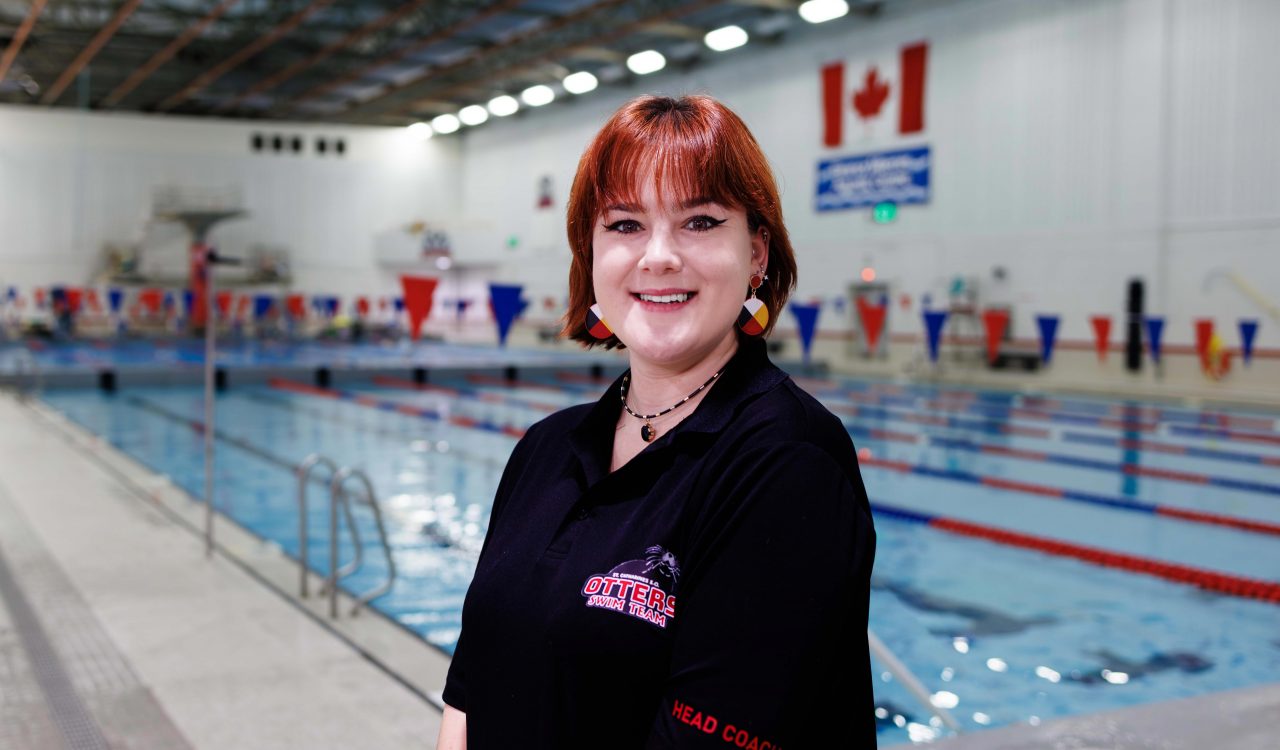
852, 67, 890, 119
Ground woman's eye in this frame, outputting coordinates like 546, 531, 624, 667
604, 219, 642, 234
686, 216, 726, 232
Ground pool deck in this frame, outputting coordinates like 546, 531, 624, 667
0, 387, 1275, 749
0, 391, 445, 749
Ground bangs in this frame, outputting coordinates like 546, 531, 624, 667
591, 106, 746, 215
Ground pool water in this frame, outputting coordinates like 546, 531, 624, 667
39, 372, 1280, 746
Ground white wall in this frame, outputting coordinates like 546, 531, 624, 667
1, 0, 1276, 373
0, 106, 461, 299
456, 0, 1279, 354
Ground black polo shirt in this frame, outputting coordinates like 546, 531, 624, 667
444, 338, 877, 749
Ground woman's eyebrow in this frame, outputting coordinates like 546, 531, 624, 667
604, 202, 642, 213
678, 196, 719, 210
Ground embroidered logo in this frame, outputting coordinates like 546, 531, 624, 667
581, 545, 680, 629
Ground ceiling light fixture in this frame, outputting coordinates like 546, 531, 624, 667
799, 0, 850, 24
431, 113, 460, 134
407, 122, 432, 138
487, 95, 518, 116
626, 50, 666, 75
458, 105, 489, 126
563, 71, 598, 94
521, 84, 555, 107
704, 25, 748, 52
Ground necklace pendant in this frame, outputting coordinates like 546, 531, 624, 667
640, 422, 657, 443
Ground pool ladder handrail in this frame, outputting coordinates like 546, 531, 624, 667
328, 466, 397, 618
868, 628, 963, 735
296, 454, 362, 599
295, 454, 397, 618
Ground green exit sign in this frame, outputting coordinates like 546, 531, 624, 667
872, 202, 897, 224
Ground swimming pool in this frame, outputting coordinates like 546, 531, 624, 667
37, 368, 1280, 746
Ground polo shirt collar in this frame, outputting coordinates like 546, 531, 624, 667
566, 338, 786, 486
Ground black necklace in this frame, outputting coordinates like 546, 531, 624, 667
620, 364, 727, 443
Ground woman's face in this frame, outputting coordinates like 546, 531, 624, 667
592, 178, 767, 373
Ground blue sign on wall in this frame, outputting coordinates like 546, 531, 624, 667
816, 146, 931, 212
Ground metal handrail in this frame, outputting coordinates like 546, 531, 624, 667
296, 454, 351, 597
296, 453, 363, 598
868, 628, 963, 734
328, 467, 397, 618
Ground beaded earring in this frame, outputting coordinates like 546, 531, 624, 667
738, 269, 769, 336
586, 303, 613, 339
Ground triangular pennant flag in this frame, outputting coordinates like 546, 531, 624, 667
215, 291, 233, 319
85, 288, 101, 313
182, 289, 195, 317
400, 276, 439, 340
65, 287, 83, 315
253, 295, 275, 321
1035, 315, 1060, 365
139, 288, 164, 315
855, 297, 887, 355
489, 284, 526, 347
393, 297, 405, 313
326, 297, 341, 317
286, 294, 307, 320
1089, 315, 1112, 362
1144, 317, 1165, 364
981, 308, 1010, 364
34, 288, 47, 308
1194, 318, 1214, 371
356, 297, 370, 317
108, 288, 125, 313
1239, 319, 1259, 366
235, 294, 250, 320
4, 286, 15, 302
789, 303, 821, 363
923, 310, 948, 363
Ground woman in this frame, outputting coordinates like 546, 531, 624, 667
438, 95, 876, 749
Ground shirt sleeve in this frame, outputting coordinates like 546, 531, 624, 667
441, 420, 543, 713
644, 441, 876, 749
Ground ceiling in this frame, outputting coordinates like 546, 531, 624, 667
0, 0, 885, 127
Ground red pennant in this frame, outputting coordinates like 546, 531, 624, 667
85, 288, 101, 312
856, 297, 888, 355
981, 309, 1010, 364
215, 291, 233, 319
1090, 315, 1112, 362
286, 294, 307, 320
400, 275, 439, 340
378, 297, 388, 311
139, 288, 164, 315
235, 294, 250, 320
356, 296, 370, 316
65, 287, 83, 315
1194, 318, 1214, 371
34, 288, 46, 307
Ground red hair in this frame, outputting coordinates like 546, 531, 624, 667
562, 94, 797, 348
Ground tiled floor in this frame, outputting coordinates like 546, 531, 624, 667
0, 392, 442, 749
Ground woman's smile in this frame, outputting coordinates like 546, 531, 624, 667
631, 289, 697, 312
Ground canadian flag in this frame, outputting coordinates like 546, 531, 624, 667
821, 41, 928, 147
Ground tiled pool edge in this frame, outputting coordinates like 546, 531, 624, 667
12, 392, 455, 713
934, 681, 1280, 749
